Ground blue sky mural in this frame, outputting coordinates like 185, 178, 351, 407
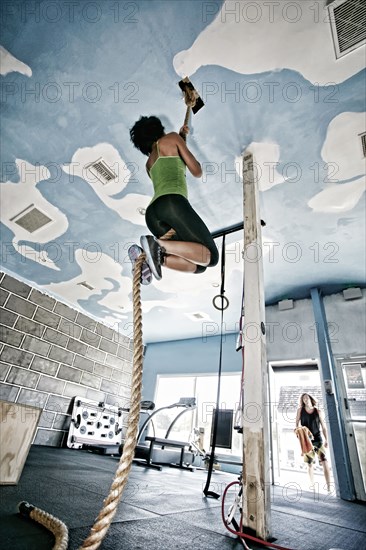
1, 0, 365, 342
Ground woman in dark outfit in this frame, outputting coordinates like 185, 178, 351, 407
295, 393, 331, 491
129, 116, 219, 280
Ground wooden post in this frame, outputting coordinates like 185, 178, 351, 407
241, 151, 271, 539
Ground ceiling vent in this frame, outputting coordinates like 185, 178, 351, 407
185, 311, 211, 322
86, 158, 116, 184
360, 132, 366, 157
329, 0, 366, 58
10, 204, 52, 233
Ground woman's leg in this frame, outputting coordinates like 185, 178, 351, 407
157, 239, 211, 267
146, 196, 218, 265
164, 255, 198, 272
307, 463, 315, 486
321, 460, 331, 491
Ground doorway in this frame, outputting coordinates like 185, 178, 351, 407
268, 361, 334, 495
336, 357, 366, 501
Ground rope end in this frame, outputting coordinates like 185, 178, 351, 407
18, 501, 35, 517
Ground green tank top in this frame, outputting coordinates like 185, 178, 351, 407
149, 140, 188, 204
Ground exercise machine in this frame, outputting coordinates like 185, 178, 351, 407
127, 397, 197, 471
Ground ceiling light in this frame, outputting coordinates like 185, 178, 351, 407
77, 281, 94, 291
343, 287, 362, 300
278, 299, 294, 310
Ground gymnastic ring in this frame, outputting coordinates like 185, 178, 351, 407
213, 294, 229, 311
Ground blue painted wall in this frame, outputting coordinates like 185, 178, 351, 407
143, 333, 241, 402
143, 290, 366, 400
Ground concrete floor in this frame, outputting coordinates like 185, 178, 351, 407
0, 446, 365, 550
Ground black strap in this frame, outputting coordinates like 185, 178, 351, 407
203, 235, 226, 499
220, 234, 226, 297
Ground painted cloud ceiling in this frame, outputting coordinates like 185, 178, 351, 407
1, 0, 365, 342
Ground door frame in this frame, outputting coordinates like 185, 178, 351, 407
267, 359, 321, 487
335, 356, 366, 501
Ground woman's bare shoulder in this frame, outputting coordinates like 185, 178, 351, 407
161, 132, 180, 142
158, 132, 181, 154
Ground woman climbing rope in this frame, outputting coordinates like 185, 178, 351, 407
129, 115, 219, 280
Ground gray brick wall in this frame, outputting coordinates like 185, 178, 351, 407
0, 272, 134, 447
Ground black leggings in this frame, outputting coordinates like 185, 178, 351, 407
145, 194, 219, 273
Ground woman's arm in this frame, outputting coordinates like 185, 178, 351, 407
318, 409, 328, 447
295, 407, 302, 428
174, 132, 202, 178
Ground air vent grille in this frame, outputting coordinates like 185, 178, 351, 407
329, 0, 366, 58
87, 158, 116, 184
186, 311, 210, 322
11, 205, 52, 233
360, 132, 366, 157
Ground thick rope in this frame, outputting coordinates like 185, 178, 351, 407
183, 83, 198, 109
79, 254, 145, 549
18, 256, 145, 550
181, 79, 197, 140
19, 502, 68, 550
183, 105, 191, 130
160, 228, 176, 240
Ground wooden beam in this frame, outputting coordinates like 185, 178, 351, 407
241, 151, 271, 540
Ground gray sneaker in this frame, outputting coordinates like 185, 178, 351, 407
128, 244, 152, 285
140, 235, 165, 280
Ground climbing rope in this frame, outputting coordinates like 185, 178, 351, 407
79, 253, 145, 550
160, 228, 176, 240
18, 501, 68, 550
181, 77, 199, 140
183, 105, 192, 132
18, 254, 146, 550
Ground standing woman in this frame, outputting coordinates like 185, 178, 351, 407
129, 116, 219, 280
295, 393, 332, 491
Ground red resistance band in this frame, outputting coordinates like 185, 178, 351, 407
221, 481, 296, 550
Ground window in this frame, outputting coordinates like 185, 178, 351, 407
154, 373, 242, 456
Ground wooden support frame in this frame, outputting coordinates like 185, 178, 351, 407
241, 151, 271, 539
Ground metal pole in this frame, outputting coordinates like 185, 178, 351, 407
310, 287, 355, 500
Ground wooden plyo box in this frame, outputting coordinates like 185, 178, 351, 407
0, 400, 42, 485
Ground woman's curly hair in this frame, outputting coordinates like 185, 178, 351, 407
130, 116, 165, 156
